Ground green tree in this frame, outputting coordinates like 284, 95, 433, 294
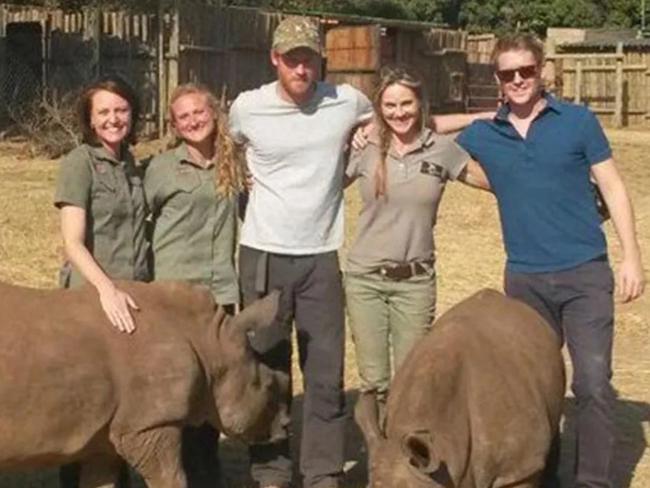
1, 0, 642, 32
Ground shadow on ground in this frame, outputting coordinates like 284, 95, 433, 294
0, 393, 646, 488
559, 396, 649, 488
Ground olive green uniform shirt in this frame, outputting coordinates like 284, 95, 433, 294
144, 143, 238, 304
345, 129, 470, 274
54, 143, 150, 288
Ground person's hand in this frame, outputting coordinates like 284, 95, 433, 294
98, 284, 139, 333
351, 124, 372, 151
616, 255, 645, 303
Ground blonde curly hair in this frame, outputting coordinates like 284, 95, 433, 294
167, 83, 243, 196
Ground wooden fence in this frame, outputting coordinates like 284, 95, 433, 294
325, 25, 468, 113
465, 34, 499, 112
0, 3, 473, 137
465, 33, 650, 127
550, 42, 650, 127
0, 4, 159, 134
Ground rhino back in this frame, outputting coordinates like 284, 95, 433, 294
0, 283, 116, 466
385, 289, 564, 485
0, 281, 213, 468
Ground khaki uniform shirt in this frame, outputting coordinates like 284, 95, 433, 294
345, 129, 470, 274
54, 144, 149, 287
144, 143, 238, 304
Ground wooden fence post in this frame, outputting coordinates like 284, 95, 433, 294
575, 60, 582, 104
614, 42, 624, 128
544, 38, 556, 93
167, 2, 180, 118
157, 1, 166, 137
83, 5, 101, 79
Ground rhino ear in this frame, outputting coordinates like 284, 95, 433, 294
231, 290, 281, 333
402, 430, 441, 474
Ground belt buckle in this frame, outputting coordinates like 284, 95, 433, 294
380, 265, 408, 281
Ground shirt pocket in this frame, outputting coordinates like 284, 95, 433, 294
94, 169, 117, 193
91, 170, 118, 217
174, 170, 202, 193
166, 170, 204, 215
92, 169, 132, 224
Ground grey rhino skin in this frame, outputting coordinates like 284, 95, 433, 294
356, 289, 565, 488
0, 280, 286, 488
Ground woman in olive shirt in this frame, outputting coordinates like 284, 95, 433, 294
54, 75, 149, 333
344, 65, 490, 418
145, 83, 240, 308
144, 83, 242, 488
54, 75, 147, 488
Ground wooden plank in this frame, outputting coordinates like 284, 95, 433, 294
179, 43, 227, 54
167, 6, 180, 101
325, 71, 377, 98
548, 53, 623, 60
590, 107, 646, 114
614, 42, 624, 128
325, 25, 380, 72
86, 6, 100, 77
156, 2, 168, 138
562, 64, 647, 72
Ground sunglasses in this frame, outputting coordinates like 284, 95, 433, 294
495, 64, 538, 83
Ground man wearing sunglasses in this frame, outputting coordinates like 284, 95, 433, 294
457, 34, 645, 488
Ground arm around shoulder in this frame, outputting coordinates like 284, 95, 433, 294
458, 159, 491, 191
431, 111, 495, 134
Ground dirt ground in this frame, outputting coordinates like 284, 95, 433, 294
0, 128, 648, 487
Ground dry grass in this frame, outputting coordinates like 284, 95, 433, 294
0, 128, 648, 487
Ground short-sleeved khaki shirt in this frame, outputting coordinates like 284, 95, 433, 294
54, 143, 150, 287
345, 128, 470, 274
144, 143, 238, 305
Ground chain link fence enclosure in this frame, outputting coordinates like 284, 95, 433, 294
0, 25, 86, 156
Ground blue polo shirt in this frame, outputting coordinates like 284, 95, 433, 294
457, 93, 611, 273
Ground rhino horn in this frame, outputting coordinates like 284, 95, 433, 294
354, 392, 384, 456
401, 430, 443, 475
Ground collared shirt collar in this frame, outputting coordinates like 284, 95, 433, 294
88, 143, 128, 165
173, 142, 214, 169
367, 126, 435, 154
495, 91, 562, 122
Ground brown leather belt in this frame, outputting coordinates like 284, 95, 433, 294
372, 261, 431, 281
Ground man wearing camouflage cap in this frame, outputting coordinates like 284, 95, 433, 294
229, 15, 373, 488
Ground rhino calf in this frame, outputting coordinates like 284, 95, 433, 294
0, 281, 286, 488
356, 289, 565, 488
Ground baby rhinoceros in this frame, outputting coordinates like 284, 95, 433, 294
356, 289, 565, 488
0, 280, 287, 488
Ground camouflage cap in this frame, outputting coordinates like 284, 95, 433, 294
272, 16, 321, 55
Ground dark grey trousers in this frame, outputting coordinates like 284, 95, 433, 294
239, 245, 346, 488
505, 257, 616, 488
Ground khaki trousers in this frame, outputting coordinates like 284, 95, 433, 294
344, 270, 436, 397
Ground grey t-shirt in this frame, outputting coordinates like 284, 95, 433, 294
229, 81, 372, 254
345, 129, 470, 273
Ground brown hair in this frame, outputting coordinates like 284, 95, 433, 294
77, 74, 140, 146
168, 83, 243, 196
372, 64, 430, 199
491, 33, 545, 67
